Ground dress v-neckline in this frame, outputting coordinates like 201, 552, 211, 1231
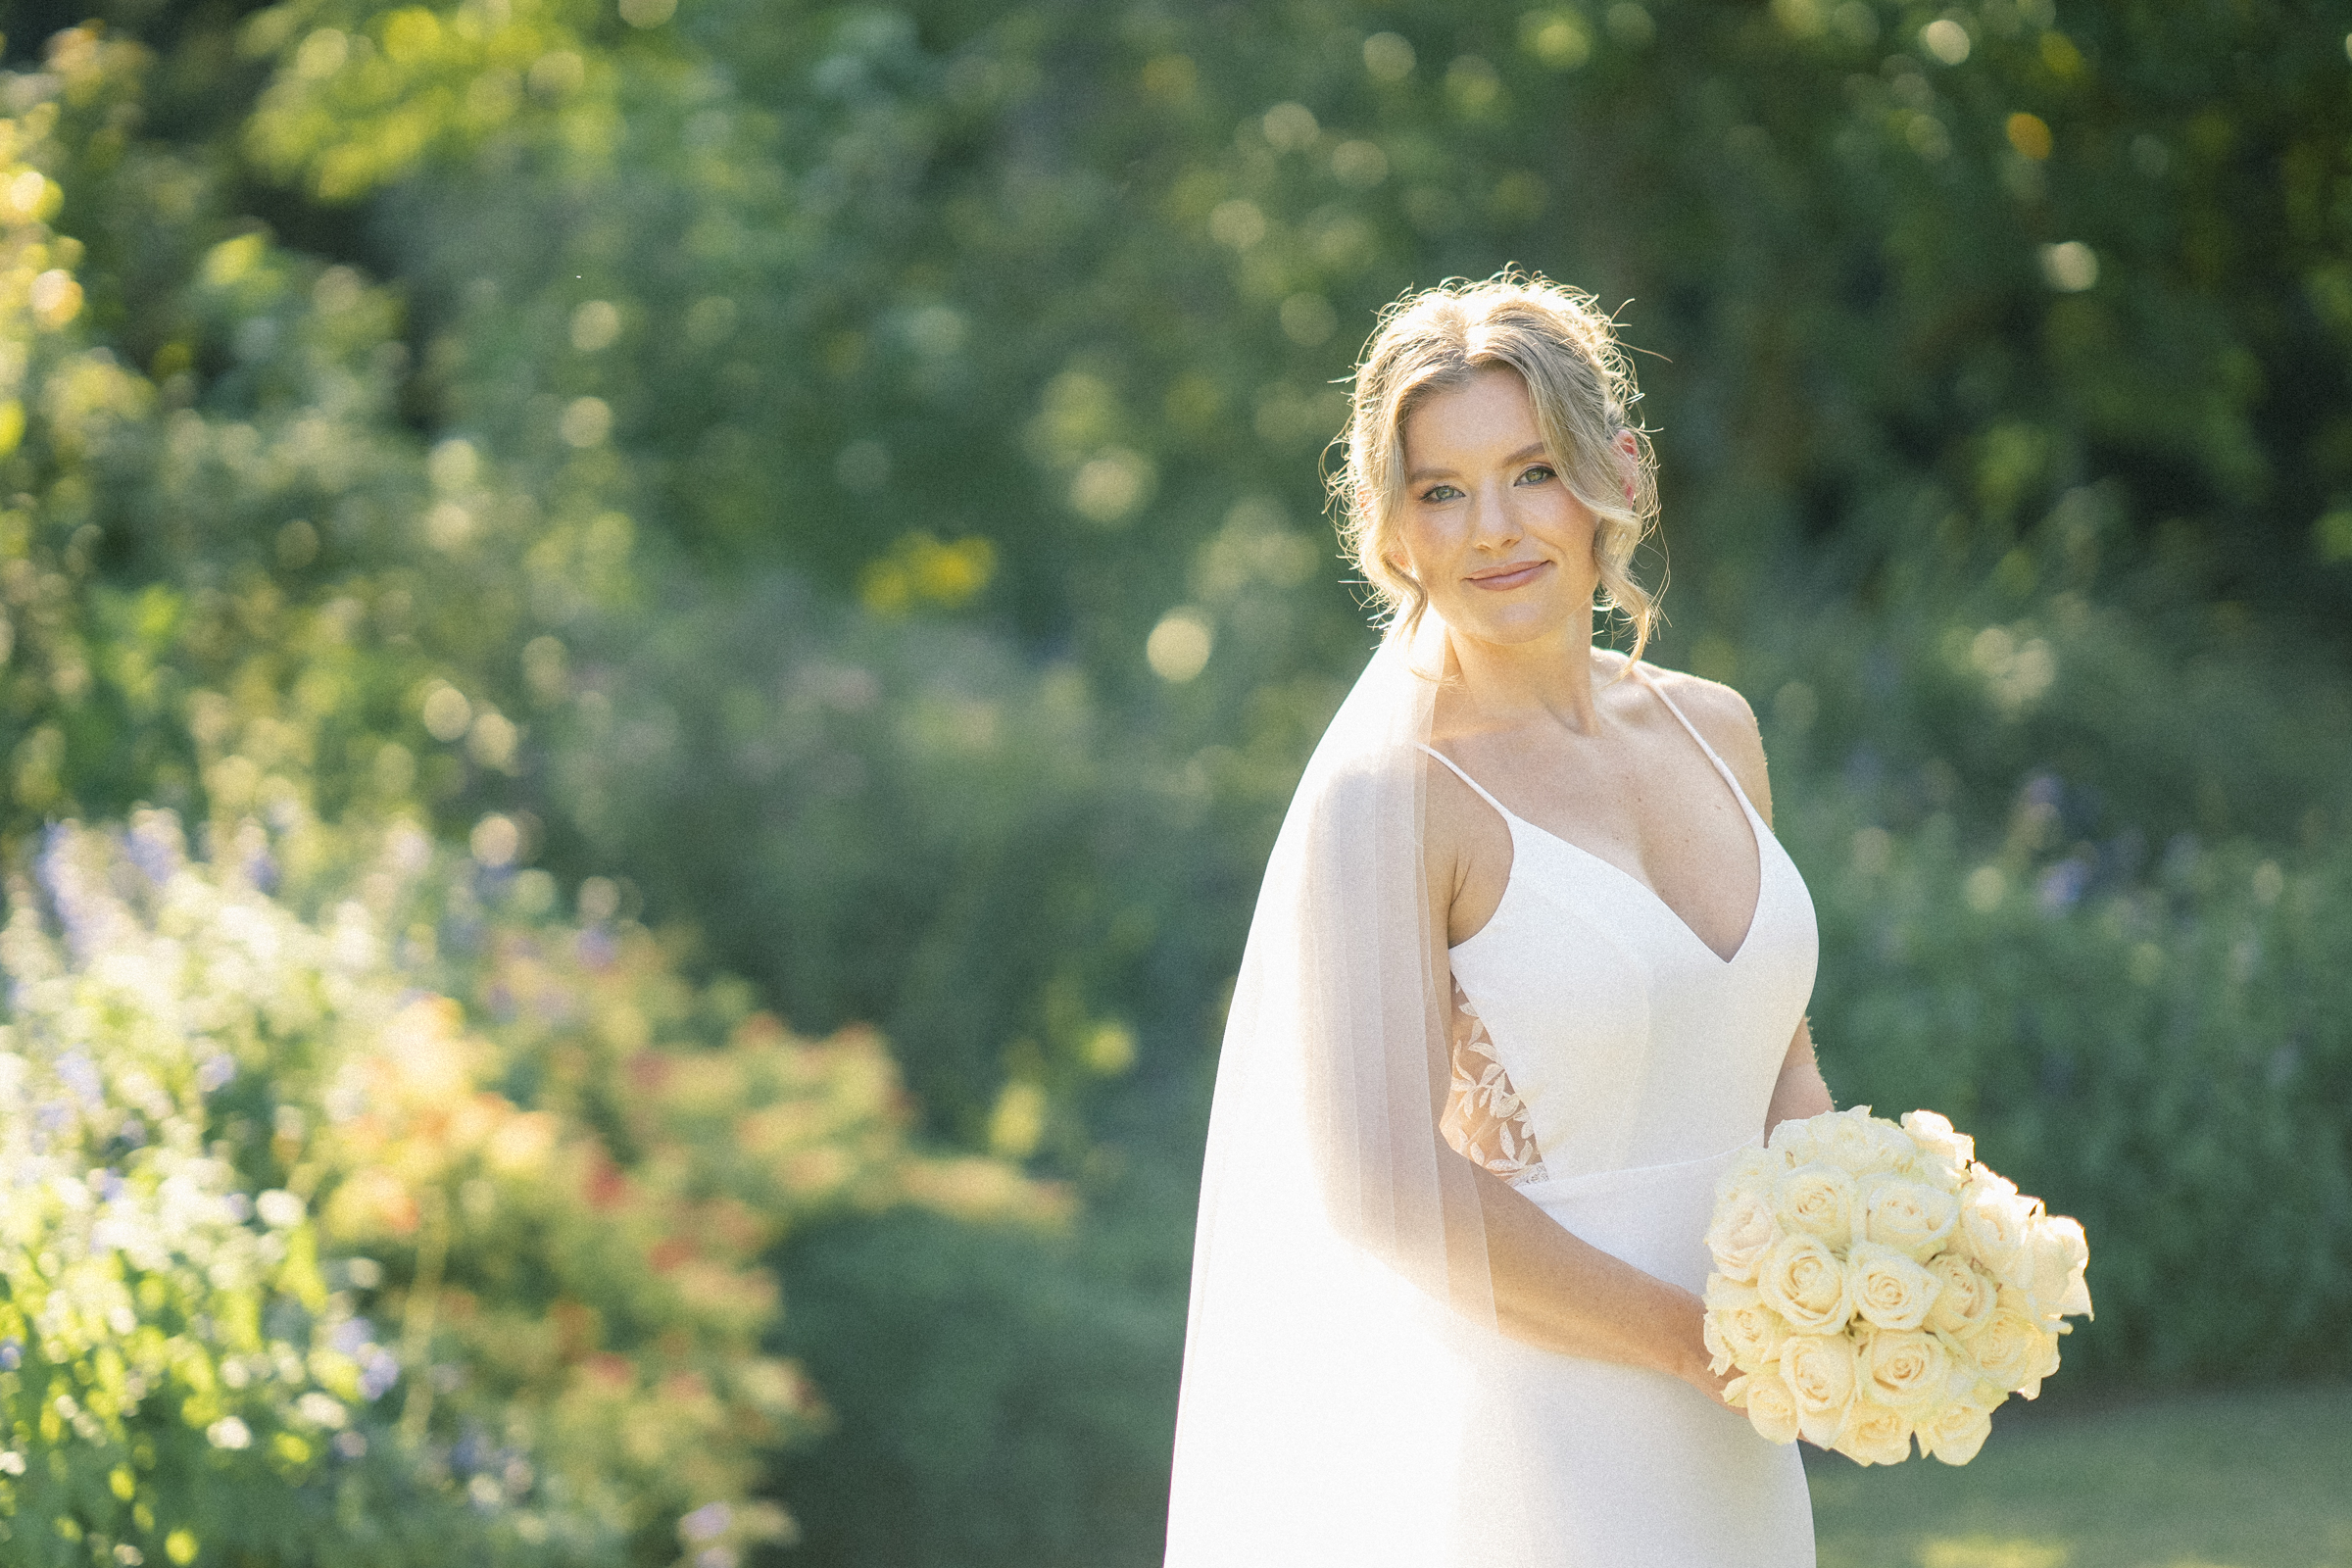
1423, 666, 1768, 967
1502, 804, 1765, 966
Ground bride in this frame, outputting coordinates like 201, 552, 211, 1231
1164, 275, 1831, 1565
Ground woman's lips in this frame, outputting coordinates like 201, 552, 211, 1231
1467, 560, 1549, 591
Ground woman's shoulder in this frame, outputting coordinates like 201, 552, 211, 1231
1632, 660, 1757, 730
1624, 658, 1775, 820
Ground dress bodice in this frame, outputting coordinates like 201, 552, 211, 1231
1426, 669, 1819, 1182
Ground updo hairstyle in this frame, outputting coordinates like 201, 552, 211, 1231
1332, 272, 1662, 661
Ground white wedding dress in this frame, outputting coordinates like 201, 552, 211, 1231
1164, 645, 1818, 1568
1419, 667, 1818, 1565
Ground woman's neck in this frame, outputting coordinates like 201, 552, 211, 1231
1441, 613, 1616, 738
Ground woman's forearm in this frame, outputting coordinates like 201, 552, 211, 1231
1468, 1158, 1716, 1389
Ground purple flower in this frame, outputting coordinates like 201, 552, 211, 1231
359, 1347, 400, 1400
125, 817, 185, 887
55, 1053, 104, 1109
680, 1502, 732, 1543
0, 1340, 21, 1370
2036, 859, 2088, 913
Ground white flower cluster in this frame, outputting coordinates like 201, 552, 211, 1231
0, 813, 400, 1472
1701, 1105, 2092, 1466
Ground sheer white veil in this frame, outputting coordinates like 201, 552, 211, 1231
1165, 611, 1527, 1566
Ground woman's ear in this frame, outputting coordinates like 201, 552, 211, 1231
1615, 429, 1640, 503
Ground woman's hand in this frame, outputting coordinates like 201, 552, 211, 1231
1668, 1288, 1742, 1410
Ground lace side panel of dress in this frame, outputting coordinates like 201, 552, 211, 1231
1441, 984, 1546, 1186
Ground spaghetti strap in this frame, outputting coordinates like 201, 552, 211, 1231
1416, 744, 1514, 820
1626, 662, 1761, 818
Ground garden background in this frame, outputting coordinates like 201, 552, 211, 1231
0, 0, 2345, 1563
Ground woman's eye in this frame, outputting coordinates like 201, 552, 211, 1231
1515, 464, 1556, 485
1419, 483, 1463, 503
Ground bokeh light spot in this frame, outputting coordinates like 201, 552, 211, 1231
570, 300, 622, 353
1147, 610, 1213, 683
1921, 19, 1972, 65
1069, 450, 1155, 523
421, 683, 473, 742
1262, 102, 1319, 150
470, 814, 520, 867
2005, 113, 2052, 161
560, 397, 613, 448
1362, 32, 1415, 81
1207, 199, 1265, 250
2038, 241, 2098, 292
1520, 11, 1592, 69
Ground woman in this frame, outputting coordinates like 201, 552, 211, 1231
1165, 275, 1830, 1565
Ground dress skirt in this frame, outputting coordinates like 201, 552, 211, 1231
1450, 1144, 1816, 1567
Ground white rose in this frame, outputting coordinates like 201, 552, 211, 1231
1957, 1167, 2040, 1286
1915, 1387, 2002, 1465
1832, 1396, 1914, 1466
1735, 1369, 1801, 1446
1766, 1112, 1825, 1167
1719, 1142, 1788, 1197
1858, 1327, 1951, 1412
1705, 1186, 1781, 1284
1703, 1311, 1734, 1377
1846, 1241, 1941, 1332
1922, 1251, 1999, 1340
2017, 1317, 2062, 1400
1860, 1173, 1960, 1262
1756, 1233, 1853, 1335
1773, 1164, 1857, 1251
1704, 1273, 1790, 1374
2021, 1212, 2093, 1323
1779, 1333, 1860, 1448
1812, 1105, 1917, 1178
1899, 1109, 1975, 1176
1964, 1292, 2058, 1397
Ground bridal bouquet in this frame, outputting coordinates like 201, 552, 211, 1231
1701, 1106, 2091, 1466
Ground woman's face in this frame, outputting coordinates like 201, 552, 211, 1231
1390, 366, 1599, 649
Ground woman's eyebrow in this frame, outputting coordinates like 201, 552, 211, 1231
1405, 442, 1550, 483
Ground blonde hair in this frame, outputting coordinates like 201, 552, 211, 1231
1331, 271, 1662, 661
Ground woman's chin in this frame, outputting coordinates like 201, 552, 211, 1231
1434, 593, 1587, 648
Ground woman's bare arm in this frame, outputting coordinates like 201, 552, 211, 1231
1463, 1157, 1728, 1399
1766, 1018, 1834, 1138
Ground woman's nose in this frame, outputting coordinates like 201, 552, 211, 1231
1469, 480, 1524, 548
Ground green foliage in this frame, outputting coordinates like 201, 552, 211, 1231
1794, 792, 2352, 1384
770, 1188, 1189, 1568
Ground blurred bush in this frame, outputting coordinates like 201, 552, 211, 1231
1789, 785, 2352, 1386
1, 806, 1058, 1565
